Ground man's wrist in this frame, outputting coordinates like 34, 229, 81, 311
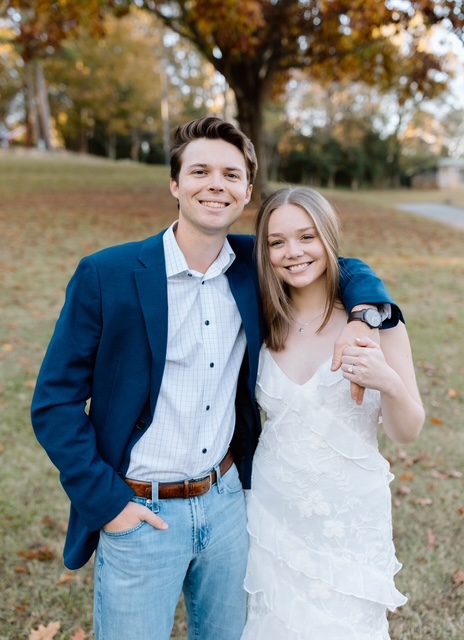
350, 304, 391, 323
348, 307, 383, 329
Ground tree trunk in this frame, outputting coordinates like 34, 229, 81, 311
25, 62, 40, 147
130, 129, 140, 161
35, 60, 53, 149
107, 132, 117, 160
234, 87, 268, 203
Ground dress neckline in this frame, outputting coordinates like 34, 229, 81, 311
264, 347, 333, 388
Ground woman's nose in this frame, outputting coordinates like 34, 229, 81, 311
286, 242, 303, 258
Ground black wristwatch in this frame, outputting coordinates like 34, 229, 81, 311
348, 307, 383, 329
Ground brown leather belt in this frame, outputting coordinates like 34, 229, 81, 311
125, 450, 234, 500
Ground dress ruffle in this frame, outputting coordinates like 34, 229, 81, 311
242, 348, 406, 640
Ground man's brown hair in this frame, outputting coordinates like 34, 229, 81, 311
170, 117, 258, 186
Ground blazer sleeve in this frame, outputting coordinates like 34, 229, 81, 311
30, 257, 134, 532
338, 257, 403, 328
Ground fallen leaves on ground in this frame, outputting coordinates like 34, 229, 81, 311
29, 621, 60, 640
70, 628, 89, 640
427, 529, 438, 551
400, 470, 415, 482
18, 545, 55, 561
415, 497, 433, 506
453, 569, 464, 587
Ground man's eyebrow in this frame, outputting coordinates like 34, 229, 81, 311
187, 163, 244, 173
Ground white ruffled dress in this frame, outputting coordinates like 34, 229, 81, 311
242, 347, 406, 640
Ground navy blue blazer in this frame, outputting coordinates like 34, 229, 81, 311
31, 231, 400, 569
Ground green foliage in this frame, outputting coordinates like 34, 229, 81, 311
44, 12, 163, 157
127, 0, 463, 194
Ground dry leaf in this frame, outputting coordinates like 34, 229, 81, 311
447, 470, 463, 479
453, 569, 464, 587
19, 546, 55, 562
448, 388, 460, 399
57, 573, 74, 585
427, 529, 438, 551
400, 471, 415, 482
2, 343, 13, 352
429, 417, 444, 426
430, 469, 447, 480
396, 485, 412, 496
15, 565, 30, 574
71, 628, 89, 640
412, 453, 429, 464
415, 498, 433, 506
29, 621, 61, 640
17, 605, 29, 613
457, 507, 464, 517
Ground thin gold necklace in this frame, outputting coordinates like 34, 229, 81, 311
289, 311, 323, 333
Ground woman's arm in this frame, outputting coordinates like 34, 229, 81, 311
341, 326, 425, 444
334, 257, 405, 404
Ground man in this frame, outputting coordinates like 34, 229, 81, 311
31, 117, 400, 639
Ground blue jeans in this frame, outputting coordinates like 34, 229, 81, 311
94, 463, 248, 640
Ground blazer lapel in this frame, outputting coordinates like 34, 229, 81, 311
134, 233, 168, 411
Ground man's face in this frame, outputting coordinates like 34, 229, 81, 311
170, 138, 252, 237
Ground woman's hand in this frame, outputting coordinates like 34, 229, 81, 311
341, 336, 395, 393
331, 322, 380, 404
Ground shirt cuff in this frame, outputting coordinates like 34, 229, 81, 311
378, 304, 391, 322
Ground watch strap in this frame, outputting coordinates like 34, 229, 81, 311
348, 308, 382, 328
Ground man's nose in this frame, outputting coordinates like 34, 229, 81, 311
207, 172, 225, 191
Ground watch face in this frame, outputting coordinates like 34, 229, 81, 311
365, 308, 382, 328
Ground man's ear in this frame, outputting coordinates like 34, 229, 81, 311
170, 178, 179, 199
245, 184, 253, 203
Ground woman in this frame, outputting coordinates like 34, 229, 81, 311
242, 187, 425, 639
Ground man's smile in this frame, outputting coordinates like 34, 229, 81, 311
200, 200, 228, 209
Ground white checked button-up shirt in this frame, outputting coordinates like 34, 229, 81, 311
126, 222, 247, 482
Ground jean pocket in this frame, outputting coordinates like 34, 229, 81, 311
219, 464, 243, 494
102, 521, 146, 538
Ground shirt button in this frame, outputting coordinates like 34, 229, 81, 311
206, 405, 210, 411
205, 320, 210, 326
210, 362, 214, 368
187, 273, 193, 277
202, 448, 207, 454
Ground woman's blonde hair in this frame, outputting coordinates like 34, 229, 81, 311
255, 187, 342, 351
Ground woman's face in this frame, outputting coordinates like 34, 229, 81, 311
267, 203, 328, 290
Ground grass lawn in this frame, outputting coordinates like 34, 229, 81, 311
1, 151, 463, 639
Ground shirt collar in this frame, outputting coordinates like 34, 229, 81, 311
163, 221, 236, 279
